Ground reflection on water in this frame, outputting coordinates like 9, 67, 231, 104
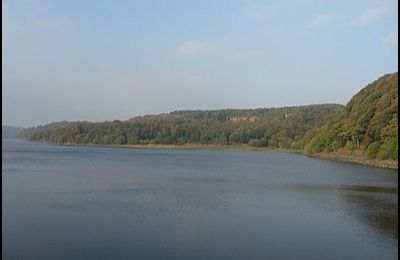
257, 182, 398, 242
343, 187, 398, 240
2, 139, 398, 260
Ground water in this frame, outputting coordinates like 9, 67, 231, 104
2, 138, 398, 259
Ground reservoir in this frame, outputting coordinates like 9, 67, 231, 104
2, 138, 398, 259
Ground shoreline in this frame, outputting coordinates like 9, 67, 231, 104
12, 139, 397, 170
307, 152, 398, 170
56, 142, 397, 170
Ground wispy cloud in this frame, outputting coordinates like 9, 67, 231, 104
238, 49, 261, 58
307, 13, 336, 29
354, 5, 388, 25
39, 18, 67, 28
247, 4, 273, 20
178, 40, 211, 55
384, 32, 398, 45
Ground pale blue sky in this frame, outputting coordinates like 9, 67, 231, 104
2, 0, 398, 127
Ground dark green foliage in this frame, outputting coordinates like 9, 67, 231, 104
18, 104, 342, 149
249, 138, 268, 147
388, 137, 398, 160
367, 142, 380, 159
304, 134, 327, 153
306, 72, 398, 161
379, 137, 398, 160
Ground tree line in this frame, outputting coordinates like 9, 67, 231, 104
19, 104, 342, 150
18, 73, 398, 161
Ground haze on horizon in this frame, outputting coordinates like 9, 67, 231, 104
2, 0, 398, 127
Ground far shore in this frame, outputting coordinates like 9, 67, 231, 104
55, 142, 398, 170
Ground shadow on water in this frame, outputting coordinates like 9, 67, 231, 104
341, 186, 398, 240
284, 183, 398, 241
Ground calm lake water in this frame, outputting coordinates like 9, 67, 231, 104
2, 138, 398, 259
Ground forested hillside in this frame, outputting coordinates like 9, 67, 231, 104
305, 72, 398, 161
18, 104, 342, 149
18, 72, 398, 165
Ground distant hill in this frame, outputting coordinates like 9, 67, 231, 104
17, 72, 398, 167
305, 72, 398, 161
2, 125, 23, 139
18, 104, 342, 149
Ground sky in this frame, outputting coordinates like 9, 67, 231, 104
2, 0, 398, 127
